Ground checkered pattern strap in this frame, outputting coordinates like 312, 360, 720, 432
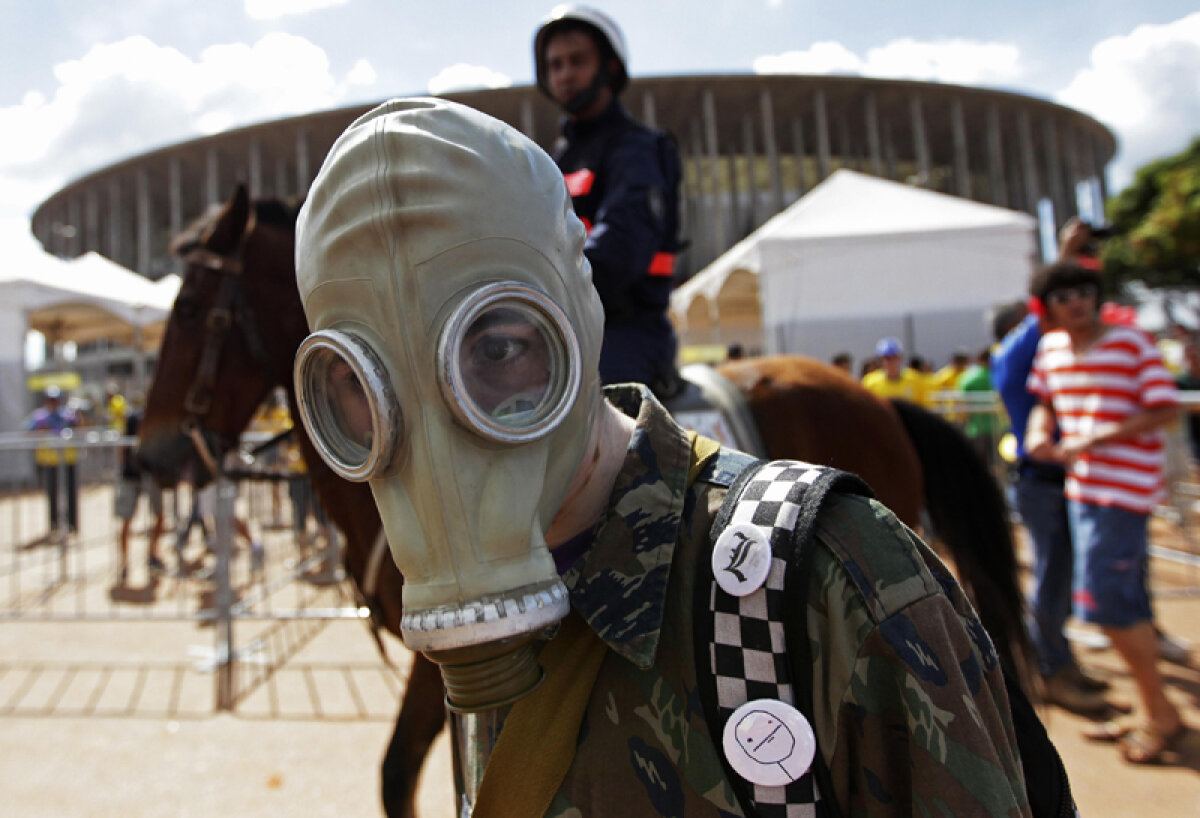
697, 458, 871, 818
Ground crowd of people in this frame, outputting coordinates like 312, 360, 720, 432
828, 218, 1196, 765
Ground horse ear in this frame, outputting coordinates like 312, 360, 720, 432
204, 184, 252, 253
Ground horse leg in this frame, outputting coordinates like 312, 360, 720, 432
381, 652, 447, 818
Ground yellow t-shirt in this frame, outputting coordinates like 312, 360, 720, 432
861, 368, 929, 406
107, 394, 128, 432
928, 365, 966, 419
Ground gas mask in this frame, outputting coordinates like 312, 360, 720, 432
292, 98, 604, 711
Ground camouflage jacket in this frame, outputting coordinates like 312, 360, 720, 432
542, 385, 1029, 817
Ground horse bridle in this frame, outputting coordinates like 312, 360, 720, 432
179, 211, 275, 480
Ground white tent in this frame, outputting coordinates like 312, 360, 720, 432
0, 251, 179, 349
671, 169, 1039, 364
0, 251, 180, 479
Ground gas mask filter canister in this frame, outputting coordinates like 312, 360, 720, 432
292, 98, 605, 711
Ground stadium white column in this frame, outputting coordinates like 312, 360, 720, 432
520, 97, 536, 141
741, 116, 757, 228
702, 88, 726, 251
1092, 136, 1109, 204
107, 179, 122, 263
909, 94, 931, 186
726, 138, 741, 235
813, 89, 831, 180
1063, 127, 1083, 219
689, 121, 713, 262
168, 156, 183, 250
1018, 111, 1040, 216
951, 97, 971, 198
758, 89, 784, 213
136, 168, 151, 276
85, 190, 99, 253
791, 118, 808, 197
837, 116, 852, 171
1080, 136, 1104, 219
67, 196, 81, 257
864, 93, 883, 177
274, 158, 289, 198
248, 137, 263, 198
986, 104, 1008, 207
641, 91, 658, 130
883, 119, 897, 180
1043, 117, 1067, 225
206, 147, 220, 207
295, 129, 310, 195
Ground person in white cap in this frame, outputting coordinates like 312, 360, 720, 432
292, 96, 1065, 817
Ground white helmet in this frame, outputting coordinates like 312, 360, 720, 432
533, 4, 629, 100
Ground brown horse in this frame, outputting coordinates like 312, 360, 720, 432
137, 186, 1026, 818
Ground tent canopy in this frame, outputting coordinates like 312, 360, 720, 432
0, 252, 180, 350
671, 169, 1037, 358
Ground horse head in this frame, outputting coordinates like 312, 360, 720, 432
137, 184, 305, 486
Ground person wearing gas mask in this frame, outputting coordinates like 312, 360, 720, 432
534, 5, 683, 394
292, 98, 1049, 817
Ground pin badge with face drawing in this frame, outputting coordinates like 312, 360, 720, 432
722, 698, 816, 787
712, 522, 772, 596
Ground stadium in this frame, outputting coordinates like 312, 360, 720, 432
31, 72, 1115, 283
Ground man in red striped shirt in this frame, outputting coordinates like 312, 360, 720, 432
1026, 260, 1186, 763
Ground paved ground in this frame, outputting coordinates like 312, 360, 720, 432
0, 621, 456, 817
2, 484, 1198, 816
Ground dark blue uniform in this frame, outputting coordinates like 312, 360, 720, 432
554, 100, 678, 388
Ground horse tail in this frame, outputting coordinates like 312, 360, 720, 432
889, 398, 1034, 687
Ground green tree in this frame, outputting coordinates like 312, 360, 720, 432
1102, 137, 1200, 289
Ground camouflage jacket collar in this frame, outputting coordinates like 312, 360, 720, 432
562, 385, 693, 670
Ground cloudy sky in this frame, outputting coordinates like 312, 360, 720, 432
2, 0, 1198, 267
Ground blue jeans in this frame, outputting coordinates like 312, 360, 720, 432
1015, 473, 1074, 676
1067, 500, 1154, 628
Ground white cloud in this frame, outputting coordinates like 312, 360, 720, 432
754, 41, 860, 75
754, 37, 1023, 85
427, 63, 512, 96
344, 58, 377, 87
0, 33, 365, 224
244, 0, 350, 21
1057, 12, 1200, 188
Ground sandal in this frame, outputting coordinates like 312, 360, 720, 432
1082, 720, 1130, 742
1118, 722, 1187, 765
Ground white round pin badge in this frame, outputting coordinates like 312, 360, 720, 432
711, 522, 772, 596
722, 698, 816, 787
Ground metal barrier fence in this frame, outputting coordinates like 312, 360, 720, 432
0, 432, 372, 710
929, 390, 1200, 597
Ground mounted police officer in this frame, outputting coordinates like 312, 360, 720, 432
292, 97, 1070, 818
534, 5, 682, 394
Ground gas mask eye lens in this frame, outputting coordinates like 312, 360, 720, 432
440, 283, 581, 442
460, 305, 553, 425
294, 330, 402, 482
322, 354, 374, 451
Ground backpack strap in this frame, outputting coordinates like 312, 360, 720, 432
694, 459, 871, 818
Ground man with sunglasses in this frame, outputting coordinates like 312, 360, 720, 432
1026, 260, 1186, 763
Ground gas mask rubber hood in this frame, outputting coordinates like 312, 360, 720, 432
293, 97, 604, 710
